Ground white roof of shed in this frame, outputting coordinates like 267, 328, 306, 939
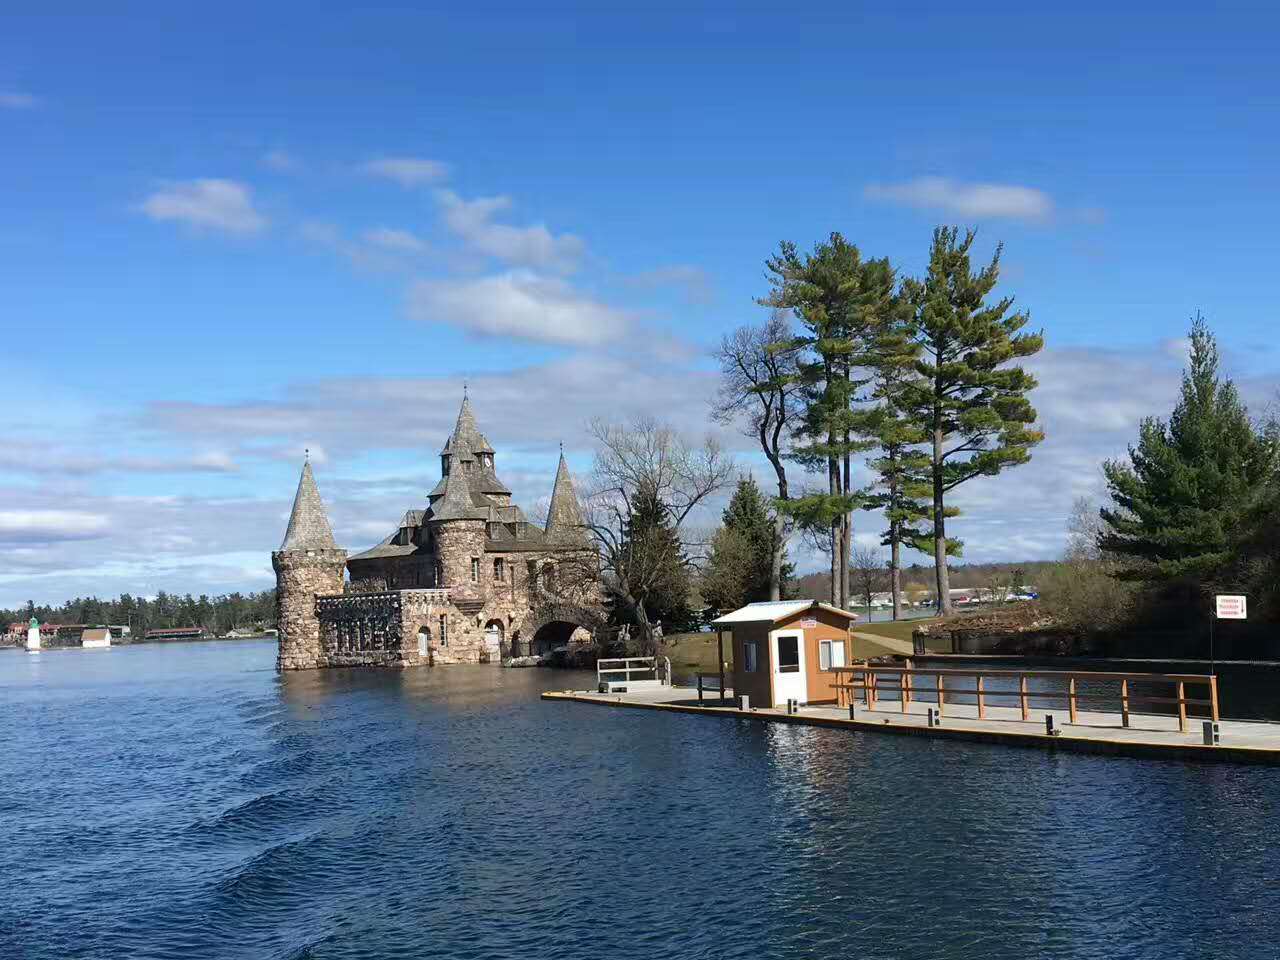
711, 600, 859, 625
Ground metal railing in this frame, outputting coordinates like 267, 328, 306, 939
832, 662, 1219, 733
597, 656, 670, 688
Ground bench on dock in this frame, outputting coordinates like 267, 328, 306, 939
832, 663, 1220, 734
597, 656, 671, 693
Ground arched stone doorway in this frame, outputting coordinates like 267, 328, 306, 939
483, 619, 505, 659
519, 601, 606, 657
417, 626, 431, 658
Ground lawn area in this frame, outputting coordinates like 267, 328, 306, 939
855, 617, 950, 651
660, 631, 730, 675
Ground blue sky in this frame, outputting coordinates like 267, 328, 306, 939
3, 2, 1279, 605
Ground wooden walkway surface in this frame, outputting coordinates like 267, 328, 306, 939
542, 685, 1280, 763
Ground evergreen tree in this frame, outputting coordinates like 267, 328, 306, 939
702, 476, 793, 612
617, 481, 694, 631
1100, 315, 1278, 583
761, 234, 898, 609
898, 227, 1044, 615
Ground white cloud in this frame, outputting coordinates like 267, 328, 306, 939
0, 510, 110, 543
262, 149, 299, 172
0, 92, 38, 109
407, 271, 629, 346
436, 189, 584, 272
361, 227, 428, 254
361, 156, 449, 187
864, 176, 1055, 222
140, 179, 267, 234
626, 264, 714, 304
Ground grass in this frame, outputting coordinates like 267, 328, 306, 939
660, 631, 731, 675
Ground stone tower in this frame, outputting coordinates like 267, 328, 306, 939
273, 458, 347, 671
431, 462, 487, 601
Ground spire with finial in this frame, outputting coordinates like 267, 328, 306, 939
279, 458, 338, 551
545, 448, 586, 541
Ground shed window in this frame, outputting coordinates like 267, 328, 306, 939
743, 639, 758, 673
777, 635, 800, 673
819, 639, 846, 671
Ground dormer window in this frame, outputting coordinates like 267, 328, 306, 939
488, 522, 500, 539
441, 454, 450, 476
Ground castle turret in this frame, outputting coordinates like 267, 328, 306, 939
544, 449, 587, 545
272, 458, 347, 671
429, 463, 487, 602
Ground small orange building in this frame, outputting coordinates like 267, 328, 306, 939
713, 600, 858, 708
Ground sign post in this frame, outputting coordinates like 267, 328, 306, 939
1212, 595, 1247, 676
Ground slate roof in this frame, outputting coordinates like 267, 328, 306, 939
544, 452, 586, 542
429, 466, 489, 521
279, 460, 339, 552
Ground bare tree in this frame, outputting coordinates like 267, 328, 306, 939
581, 417, 735, 651
712, 313, 802, 600
850, 546, 888, 616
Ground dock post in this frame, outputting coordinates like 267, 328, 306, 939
697, 674, 704, 704
976, 675, 986, 719
1121, 679, 1130, 728
1177, 680, 1187, 733
936, 674, 945, 717
1209, 674, 1220, 723
1019, 675, 1029, 721
1068, 677, 1078, 724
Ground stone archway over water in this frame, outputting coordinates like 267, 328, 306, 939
515, 601, 605, 657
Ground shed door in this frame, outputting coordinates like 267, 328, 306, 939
771, 630, 806, 705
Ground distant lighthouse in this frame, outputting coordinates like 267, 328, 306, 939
26, 616, 41, 652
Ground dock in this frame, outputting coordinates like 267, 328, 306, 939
542, 682, 1280, 763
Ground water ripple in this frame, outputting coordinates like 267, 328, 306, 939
3, 642, 1279, 959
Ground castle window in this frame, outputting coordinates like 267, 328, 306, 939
471, 557, 479, 582
439, 614, 448, 647
494, 558, 505, 581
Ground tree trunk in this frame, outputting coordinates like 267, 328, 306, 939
933, 426, 952, 615
841, 449, 852, 611
890, 531, 902, 620
829, 518, 840, 606
770, 510, 784, 601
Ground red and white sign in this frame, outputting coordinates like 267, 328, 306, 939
1215, 595, 1247, 620
800, 618, 818, 628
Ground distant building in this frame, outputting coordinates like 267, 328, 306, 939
144, 626, 206, 641
81, 628, 112, 648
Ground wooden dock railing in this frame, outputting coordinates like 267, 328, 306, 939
831, 663, 1219, 733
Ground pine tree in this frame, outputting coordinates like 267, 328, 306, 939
702, 476, 793, 612
618, 482, 694, 631
761, 234, 898, 609
1100, 315, 1278, 583
898, 227, 1044, 615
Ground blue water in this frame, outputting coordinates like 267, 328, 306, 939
3, 640, 1278, 960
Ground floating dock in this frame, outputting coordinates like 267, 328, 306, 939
543, 684, 1280, 764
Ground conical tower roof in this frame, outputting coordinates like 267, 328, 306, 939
440, 392, 495, 458
544, 450, 586, 542
430, 462, 488, 521
279, 460, 339, 551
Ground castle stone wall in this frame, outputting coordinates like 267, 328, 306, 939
273, 548, 347, 670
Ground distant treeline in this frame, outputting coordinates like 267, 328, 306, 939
793, 561, 1054, 605
3, 590, 277, 636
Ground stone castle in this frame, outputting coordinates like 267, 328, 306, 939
272, 394, 603, 670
